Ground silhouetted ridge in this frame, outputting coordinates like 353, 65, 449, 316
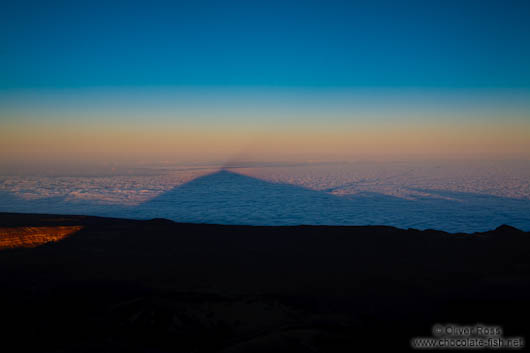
495, 224, 523, 233
146, 218, 176, 225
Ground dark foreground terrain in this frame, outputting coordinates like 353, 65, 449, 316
1, 212, 529, 352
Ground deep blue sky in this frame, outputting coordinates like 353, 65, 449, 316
2, 0, 530, 89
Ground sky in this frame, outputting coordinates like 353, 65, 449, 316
1, 0, 530, 167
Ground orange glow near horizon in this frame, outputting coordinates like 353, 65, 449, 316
1, 118, 529, 165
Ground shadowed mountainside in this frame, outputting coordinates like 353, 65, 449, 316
1, 212, 529, 352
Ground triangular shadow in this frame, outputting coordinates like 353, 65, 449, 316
124, 170, 422, 227
128, 169, 378, 225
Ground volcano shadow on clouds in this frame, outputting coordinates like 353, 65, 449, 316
129, 169, 382, 225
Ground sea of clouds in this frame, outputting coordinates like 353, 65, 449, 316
1, 160, 529, 233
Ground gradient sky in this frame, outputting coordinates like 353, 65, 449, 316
1, 0, 530, 166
